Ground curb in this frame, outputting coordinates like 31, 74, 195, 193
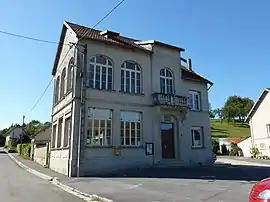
7, 152, 113, 202
216, 159, 270, 167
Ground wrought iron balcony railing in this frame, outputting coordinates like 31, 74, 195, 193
152, 93, 188, 108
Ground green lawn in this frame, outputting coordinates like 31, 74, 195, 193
210, 119, 250, 138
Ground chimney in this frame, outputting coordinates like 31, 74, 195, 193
187, 58, 192, 71
100, 30, 120, 38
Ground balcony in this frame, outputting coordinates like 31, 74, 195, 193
152, 93, 188, 108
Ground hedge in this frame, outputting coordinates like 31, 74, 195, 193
17, 143, 31, 159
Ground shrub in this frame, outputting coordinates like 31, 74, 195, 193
250, 147, 260, 158
229, 143, 243, 156
221, 144, 228, 155
212, 138, 220, 154
8, 139, 17, 148
17, 143, 31, 159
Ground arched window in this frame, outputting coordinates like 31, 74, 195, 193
121, 61, 141, 94
160, 68, 173, 94
60, 68, 66, 98
87, 55, 113, 90
67, 57, 74, 92
54, 76, 60, 103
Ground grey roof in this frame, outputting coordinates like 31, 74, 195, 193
34, 126, 51, 142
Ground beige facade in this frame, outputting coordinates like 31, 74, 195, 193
50, 22, 213, 177
246, 88, 270, 156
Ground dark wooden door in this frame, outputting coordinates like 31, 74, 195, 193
161, 123, 175, 159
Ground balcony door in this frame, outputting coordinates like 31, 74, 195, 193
161, 123, 175, 159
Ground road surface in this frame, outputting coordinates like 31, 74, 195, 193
0, 151, 83, 202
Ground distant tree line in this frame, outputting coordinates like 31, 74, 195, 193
209, 95, 254, 123
0, 120, 51, 139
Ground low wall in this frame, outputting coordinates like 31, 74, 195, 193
34, 145, 48, 166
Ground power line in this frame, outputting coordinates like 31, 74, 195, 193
28, 0, 127, 113
29, 45, 74, 113
0, 30, 69, 45
77, 0, 126, 42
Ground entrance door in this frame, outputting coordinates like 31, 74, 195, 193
161, 123, 175, 159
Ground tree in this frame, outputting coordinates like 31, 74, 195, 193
209, 103, 215, 119
222, 96, 254, 122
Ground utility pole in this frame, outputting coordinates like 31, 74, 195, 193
77, 44, 87, 177
20, 115, 25, 155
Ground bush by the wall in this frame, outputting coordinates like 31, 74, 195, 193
8, 139, 17, 148
212, 138, 220, 154
17, 143, 31, 159
250, 147, 260, 158
221, 144, 228, 155
229, 143, 243, 156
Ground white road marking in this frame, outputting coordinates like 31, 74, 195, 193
125, 183, 142, 189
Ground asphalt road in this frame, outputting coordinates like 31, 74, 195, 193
0, 152, 83, 202
63, 165, 270, 202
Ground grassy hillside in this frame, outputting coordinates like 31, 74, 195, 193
210, 119, 250, 138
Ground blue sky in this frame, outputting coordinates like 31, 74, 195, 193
0, 0, 269, 129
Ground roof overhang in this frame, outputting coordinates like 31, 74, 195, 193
135, 40, 185, 52
245, 88, 270, 122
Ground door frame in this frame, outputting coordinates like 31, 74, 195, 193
160, 122, 175, 159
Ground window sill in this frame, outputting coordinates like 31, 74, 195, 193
191, 146, 205, 149
85, 145, 113, 148
189, 109, 202, 112
118, 90, 145, 96
51, 146, 69, 151
53, 91, 72, 107
87, 87, 116, 93
120, 146, 143, 149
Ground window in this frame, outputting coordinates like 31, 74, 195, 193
191, 126, 203, 147
54, 76, 60, 103
52, 124, 57, 148
63, 117, 71, 147
120, 111, 141, 146
121, 61, 141, 94
57, 118, 63, 148
266, 124, 270, 137
160, 68, 173, 94
260, 143, 266, 150
67, 58, 74, 92
188, 90, 201, 111
87, 108, 112, 146
87, 55, 113, 90
60, 68, 66, 98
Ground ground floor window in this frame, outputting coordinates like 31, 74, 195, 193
191, 126, 203, 147
57, 118, 63, 148
120, 111, 141, 146
52, 124, 57, 148
87, 108, 112, 146
63, 117, 71, 147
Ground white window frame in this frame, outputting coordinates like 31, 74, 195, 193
266, 124, 270, 138
191, 126, 203, 148
188, 90, 201, 111
120, 111, 141, 147
87, 108, 112, 146
160, 68, 174, 94
121, 61, 141, 94
87, 55, 113, 90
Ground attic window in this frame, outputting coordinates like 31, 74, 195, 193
100, 30, 120, 38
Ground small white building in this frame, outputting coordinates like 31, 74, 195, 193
237, 137, 252, 157
5, 126, 26, 146
245, 88, 270, 156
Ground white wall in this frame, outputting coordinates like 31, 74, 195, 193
237, 137, 252, 157
250, 92, 270, 156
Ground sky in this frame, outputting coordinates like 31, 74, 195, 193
0, 0, 269, 129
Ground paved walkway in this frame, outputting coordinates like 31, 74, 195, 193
217, 156, 270, 167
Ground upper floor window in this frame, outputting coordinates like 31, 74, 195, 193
87, 55, 113, 90
60, 68, 66, 98
67, 57, 74, 92
266, 124, 270, 137
188, 90, 201, 111
54, 76, 60, 104
160, 68, 173, 94
121, 61, 141, 94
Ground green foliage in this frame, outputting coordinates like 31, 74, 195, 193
3, 145, 8, 149
211, 119, 250, 138
221, 144, 228, 155
8, 139, 17, 148
222, 96, 254, 122
212, 138, 220, 154
212, 108, 224, 120
17, 143, 31, 159
229, 143, 243, 156
250, 147, 260, 158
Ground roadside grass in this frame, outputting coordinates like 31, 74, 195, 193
211, 119, 250, 139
